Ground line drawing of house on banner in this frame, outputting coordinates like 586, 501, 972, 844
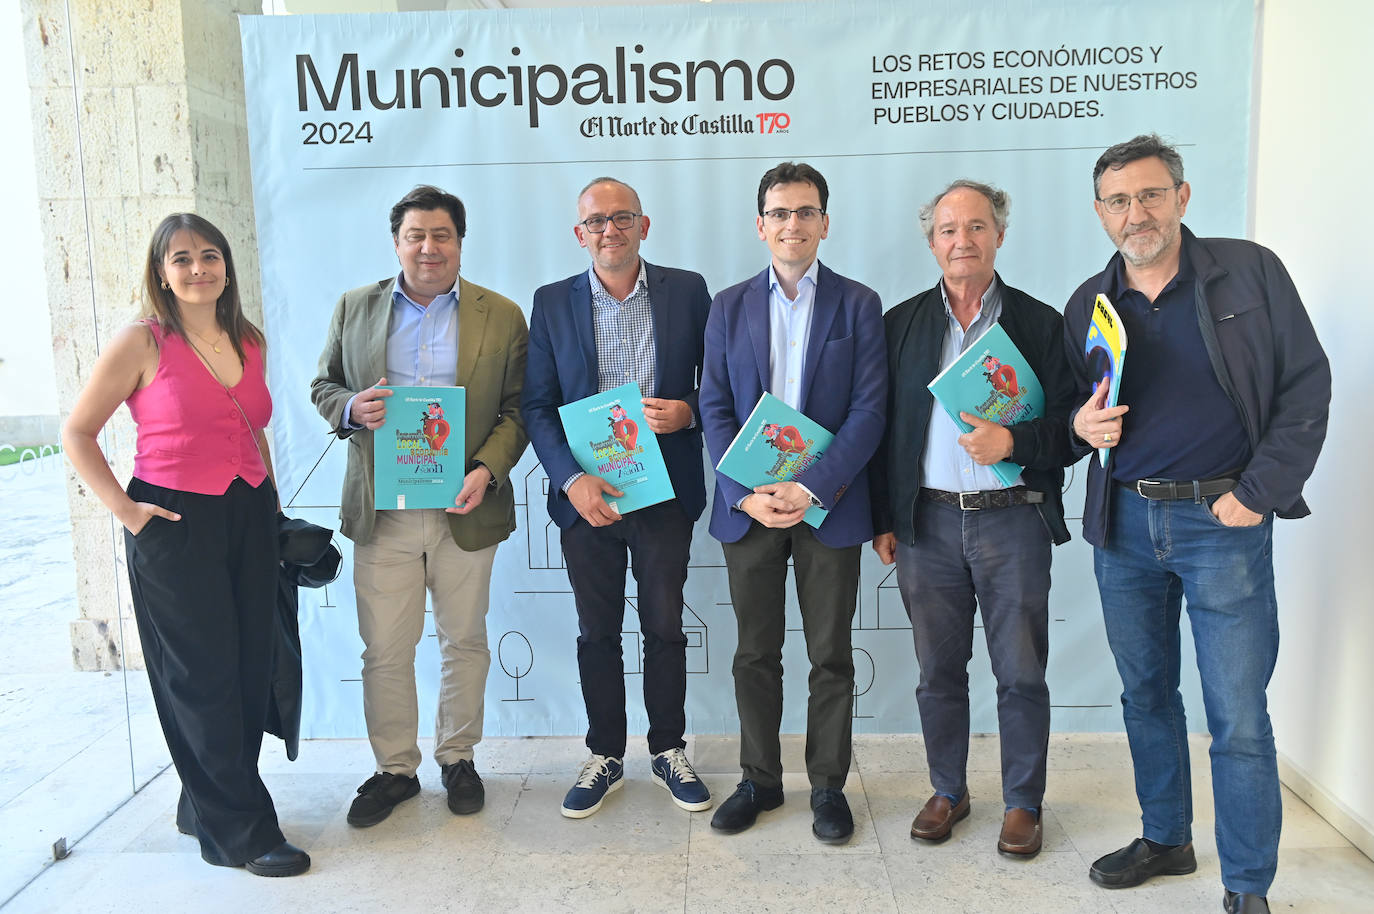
622, 598, 709, 675
521, 462, 565, 570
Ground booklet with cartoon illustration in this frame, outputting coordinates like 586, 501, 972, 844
926, 322, 1044, 488
557, 381, 675, 515
373, 386, 466, 510
715, 392, 834, 529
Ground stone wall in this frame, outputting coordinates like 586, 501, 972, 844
22, 0, 261, 670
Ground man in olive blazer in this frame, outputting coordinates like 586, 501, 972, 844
311, 185, 528, 826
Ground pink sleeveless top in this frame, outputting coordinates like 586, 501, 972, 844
126, 321, 273, 495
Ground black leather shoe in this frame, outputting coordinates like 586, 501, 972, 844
1224, 891, 1270, 913
441, 759, 485, 815
346, 771, 421, 827
1089, 837, 1197, 888
810, 787, 854, 845
709, 779, 784, 834
244, 842, 310, 877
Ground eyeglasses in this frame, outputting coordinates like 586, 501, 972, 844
761, 206, 825, 224
1097, 183, 1181, 215
578, 211, 641, 233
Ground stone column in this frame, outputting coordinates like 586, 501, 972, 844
22, 0, 262, 670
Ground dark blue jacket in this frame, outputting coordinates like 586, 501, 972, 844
523, 262, 712, 529
700, 262, 887, 548
871, 277, 1076, 546
1064, 226, 1331, 548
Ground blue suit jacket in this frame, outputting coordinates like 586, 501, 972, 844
699, 261, 887, 548
523, 261, 712, 530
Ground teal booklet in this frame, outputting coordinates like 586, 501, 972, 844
926, 322, 1043, 488
714, 392, 833, 529
557, 381, 675, 515
373, 386, 466, 510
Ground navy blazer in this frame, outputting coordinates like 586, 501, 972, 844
523, 261, 712, 530
699, 262, 887, 548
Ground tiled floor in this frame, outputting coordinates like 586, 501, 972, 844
5, 733, 1372, 913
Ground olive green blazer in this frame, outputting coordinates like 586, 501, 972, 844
310, 276, 529, 550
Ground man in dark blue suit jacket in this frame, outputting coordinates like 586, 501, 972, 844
699, 162, 887, 845
523, 177, 713, 820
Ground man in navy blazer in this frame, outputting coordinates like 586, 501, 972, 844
699, 162, 887, 844
523, 177, 713, 819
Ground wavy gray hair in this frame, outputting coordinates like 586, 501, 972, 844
918, 180, 1010, 242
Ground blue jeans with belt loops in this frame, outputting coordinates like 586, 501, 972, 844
1094, 485, 1281, 895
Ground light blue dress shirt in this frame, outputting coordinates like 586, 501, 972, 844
384, 273, 460, 386
920, 277, 1023, 492
732, 260, 821, 511
343, 273, 459, 428
562, 262, 654, 493
768, 259, 820, 411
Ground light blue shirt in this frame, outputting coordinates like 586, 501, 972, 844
920, 277, 1022, 492
588, 261, 654, 396
768, 260, 819, 410
343, 273, 459, 428
563, 261, 656, 493
384, 273, 460, 387
733, 259, 821, 512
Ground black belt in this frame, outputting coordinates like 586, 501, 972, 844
1116, 476, 1238, 500
919, 486, 1045, 511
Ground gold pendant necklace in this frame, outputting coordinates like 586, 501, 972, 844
191, 327, 226, 353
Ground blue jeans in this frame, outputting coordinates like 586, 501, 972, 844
1095, 486, 1281, 896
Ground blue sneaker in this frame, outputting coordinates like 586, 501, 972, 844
561, 754, 624, 819
650, 747, 712, 812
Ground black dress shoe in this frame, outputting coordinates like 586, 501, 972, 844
709, 779, 784, 834
441, 759, 485, 815
244, 842, 311, 877
1224, 891, 1270, 914
1089, 837, 1196, 888
810, 787, 854, 845
347, 771, 421, 827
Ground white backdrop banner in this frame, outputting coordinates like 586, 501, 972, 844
240, 0, 1254, 742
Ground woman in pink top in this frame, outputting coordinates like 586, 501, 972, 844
62, 214, 310, 877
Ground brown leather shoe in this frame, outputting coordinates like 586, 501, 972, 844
997, 807, 1043, 857
910, 791, 970, 842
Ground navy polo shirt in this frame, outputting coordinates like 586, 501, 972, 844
1107, 245, 1251, 483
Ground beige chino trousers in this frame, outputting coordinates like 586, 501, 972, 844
353, 508, 498, 776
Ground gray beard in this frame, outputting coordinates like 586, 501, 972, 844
1117, 223, 1177, 268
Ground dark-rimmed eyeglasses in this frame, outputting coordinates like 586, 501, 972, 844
578, 211, 642, 233
1097, 183, 1182, 215
761, 206, 825, 224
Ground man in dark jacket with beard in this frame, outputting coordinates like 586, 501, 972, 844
1065, 134, 1330, 914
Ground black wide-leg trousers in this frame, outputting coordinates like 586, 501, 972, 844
124, 476, 284, 867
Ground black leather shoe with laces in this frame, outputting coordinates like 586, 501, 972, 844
442, 759, 485, 815
346, 771, 420, 827
811, 787, 854, 845
709, 779, 784, 834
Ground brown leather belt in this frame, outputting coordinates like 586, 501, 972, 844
1116, 476, 1238, 500
918, 486, 1045, 511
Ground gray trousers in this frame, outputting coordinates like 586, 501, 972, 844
895, 501, 1051, 808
